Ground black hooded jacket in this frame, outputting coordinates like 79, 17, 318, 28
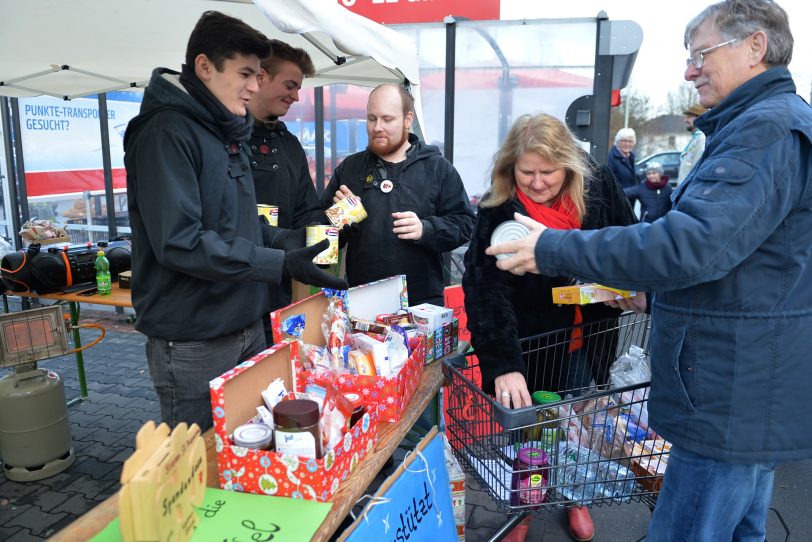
321, 135, 475, 305
249, 119, 323, 311
462, 160, 638, 394
124, 68, 284, 340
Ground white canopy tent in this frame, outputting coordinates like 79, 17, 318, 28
0, 0, 421, 99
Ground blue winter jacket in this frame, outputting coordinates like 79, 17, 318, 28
534, 67, 812, 463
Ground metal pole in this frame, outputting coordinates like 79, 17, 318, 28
591, 13, 614, 165
314, 87, 325, 195
443, 16, 457, 164
9, 99, 30, 230
1, 97, 23, 248
329, 85, 337, 177
97, 93, 118, 239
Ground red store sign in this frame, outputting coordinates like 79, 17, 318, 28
337, 0, 500, 24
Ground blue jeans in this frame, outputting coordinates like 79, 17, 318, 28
646, 445, 776, 542
146, 319, 266, 431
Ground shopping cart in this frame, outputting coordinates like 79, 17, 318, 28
443, 312, 665, 539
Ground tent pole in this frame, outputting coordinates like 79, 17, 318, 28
443, 16, 457, 164
1, 97, 23, 248
9, 99, 29, 241
314, 87, 325, 195
98, 93, 118, 239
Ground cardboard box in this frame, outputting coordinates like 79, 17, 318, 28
551, 283, 636, 305
209, 341, 379, 501
270, 276, 423, 423
118, 270, 132, 289
408, 303, 453, 333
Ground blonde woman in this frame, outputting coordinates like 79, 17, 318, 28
462, 113, 637, 542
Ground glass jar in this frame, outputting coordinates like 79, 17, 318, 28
272, 399, 322, 459
510, 447, 550, 508
343, 392, 366, 428
532, 390, 563, 453
232, 423, 273, 450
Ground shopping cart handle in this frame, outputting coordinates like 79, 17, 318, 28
444, 352, 468, 369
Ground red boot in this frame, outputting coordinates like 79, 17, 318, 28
502, 515, 531, 542
567, 506, 594, 541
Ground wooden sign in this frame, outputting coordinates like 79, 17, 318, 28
118, 421, 207, 542
339, 427, 457, 542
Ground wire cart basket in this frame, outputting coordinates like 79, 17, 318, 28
443, 313, 666, 532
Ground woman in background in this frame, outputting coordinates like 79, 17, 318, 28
462, 113, 638, 542
608, 127, 638, 188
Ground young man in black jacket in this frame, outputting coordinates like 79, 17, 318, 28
248, 40, 325, 344
124, 11, 346, 431
322, 83, 475, 306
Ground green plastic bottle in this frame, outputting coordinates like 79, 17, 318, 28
95, 248, 111, 295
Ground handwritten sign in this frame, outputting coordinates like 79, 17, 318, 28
118, 421, 206, 542
92, 487, 332, 542
340, 427, 456, 542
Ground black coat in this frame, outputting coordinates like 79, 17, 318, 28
608, 145, 637, 188
322, 135, 476, 305
249, 120, 324, 310
462, 161, 637, 394
124, 68, 284, 340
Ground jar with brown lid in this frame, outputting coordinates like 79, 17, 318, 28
273, 399, 322, 459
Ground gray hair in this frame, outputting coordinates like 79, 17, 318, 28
614, 127, 636, 145
684, 0, 793, 66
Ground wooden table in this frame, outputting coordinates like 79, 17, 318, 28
18, 283, 132, 402
50, 359, 446, 542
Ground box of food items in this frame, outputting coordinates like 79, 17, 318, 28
551, 283, 637, 305
209, 340, 379, 502
271, 276, 440, 423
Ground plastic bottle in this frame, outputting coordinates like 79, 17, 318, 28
555, 442, 637, 503
95, 247, 111, 295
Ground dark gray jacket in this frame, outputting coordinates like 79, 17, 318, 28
322, 135, 475, 305
124, 68, 284, 340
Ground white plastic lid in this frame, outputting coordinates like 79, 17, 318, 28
233, 423, 273, 449
490, 220, 530, 260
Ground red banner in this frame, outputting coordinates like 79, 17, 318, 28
25, 168, 127, 198
337, 0, 500, 24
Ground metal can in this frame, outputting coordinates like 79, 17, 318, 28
325, 195, 368, 228
257, 204, 279, 226
305, 225, 339, 265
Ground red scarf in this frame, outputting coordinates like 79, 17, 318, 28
515, 189, 584, 352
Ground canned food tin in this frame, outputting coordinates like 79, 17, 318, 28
305, 225, 339, 265
257, 204, 279, 226
325, 195, 368, 228
490, 220, 530, 261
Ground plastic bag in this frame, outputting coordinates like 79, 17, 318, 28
609, 345, 650, 388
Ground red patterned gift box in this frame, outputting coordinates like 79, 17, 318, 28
271, 276, 425, 423
209, 341, 379, 502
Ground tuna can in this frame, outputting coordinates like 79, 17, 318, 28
305, 225, 339, 265
325, 195, 368, 228
490, 220, 530, 260
257, 204, 279, 226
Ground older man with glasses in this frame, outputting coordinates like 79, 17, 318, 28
486, 1, 812, 539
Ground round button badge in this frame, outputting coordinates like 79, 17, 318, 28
490, 220, 530, 260
380, 180, 394, 193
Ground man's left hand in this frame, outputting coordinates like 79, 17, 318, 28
485, 212, 546, 275
392, 211, 423, 241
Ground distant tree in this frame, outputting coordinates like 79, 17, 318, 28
609, 88, 653, 151
665, 82, 700, 115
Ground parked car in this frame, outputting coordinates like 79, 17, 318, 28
635, 151, 681, 186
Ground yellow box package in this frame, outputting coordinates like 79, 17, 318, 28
551, 283, 636, 305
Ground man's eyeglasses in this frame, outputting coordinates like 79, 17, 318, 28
686, 38, 738, 69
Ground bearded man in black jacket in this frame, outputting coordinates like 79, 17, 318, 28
321, 83, 475, 306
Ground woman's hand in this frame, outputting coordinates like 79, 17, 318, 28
604, 292, 647, 313
495, 372, 532, 409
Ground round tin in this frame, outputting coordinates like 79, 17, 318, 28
232, 423, 273, 450
305, 225, 339, 265
490, 220, 530, 260
257, 204, 279, 226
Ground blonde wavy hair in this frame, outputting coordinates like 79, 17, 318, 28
481, 113, 587, 222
